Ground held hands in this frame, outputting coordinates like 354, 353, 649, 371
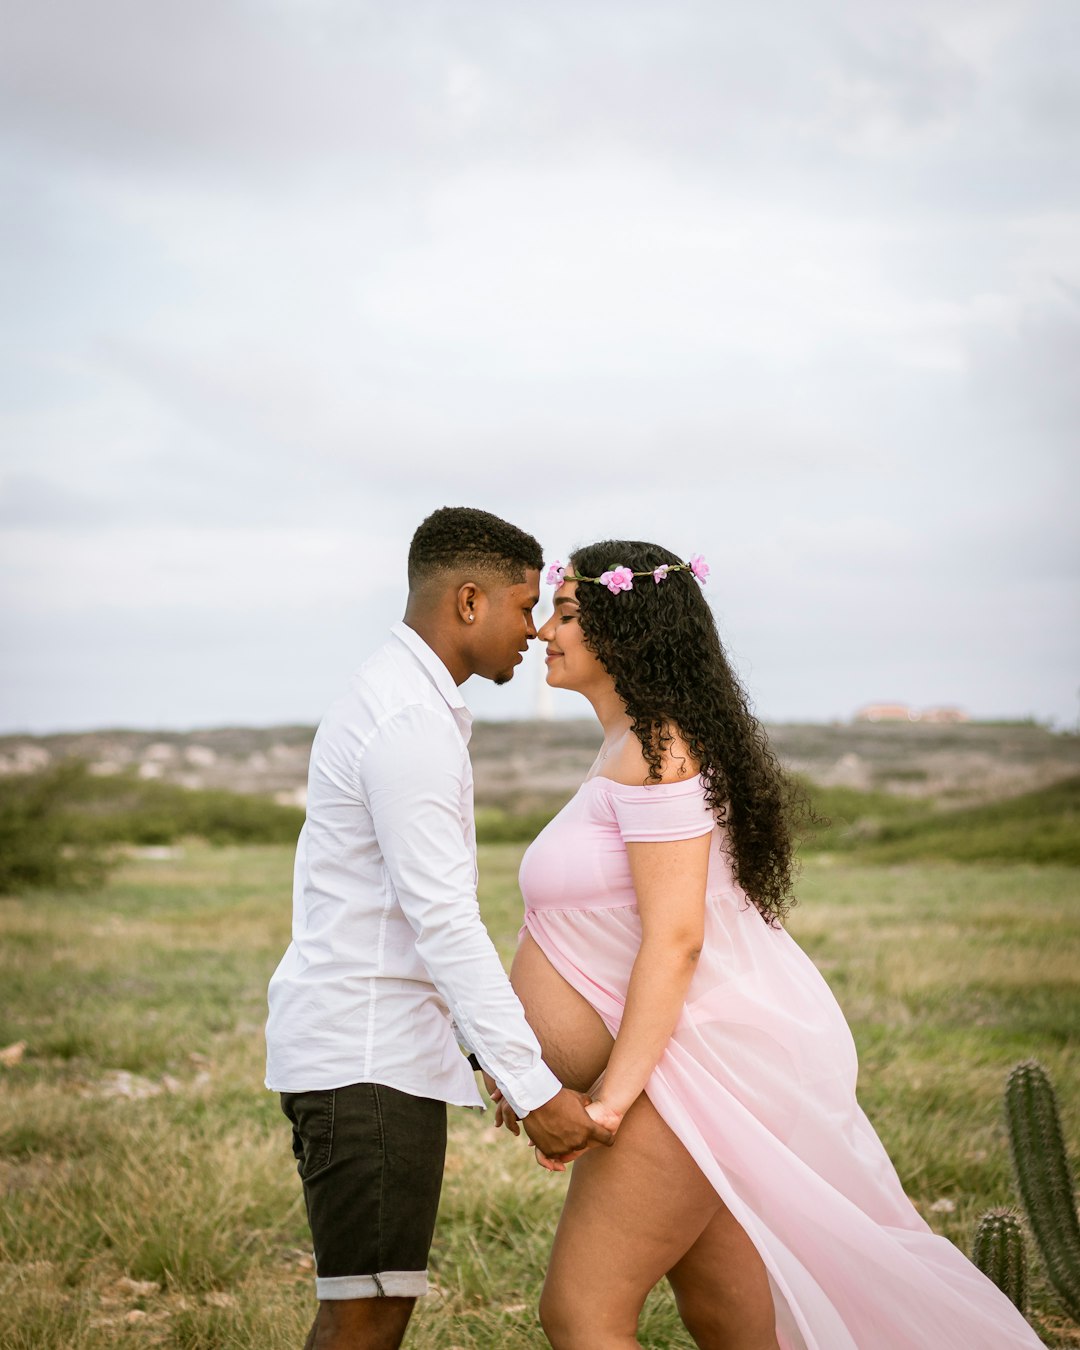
482, 1080, 619, 1171
524, 1088, 618, 1172
530, 1099, 624, 1171
523, 1087, 614, 1160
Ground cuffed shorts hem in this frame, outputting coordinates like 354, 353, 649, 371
316, 1270, 430, 1300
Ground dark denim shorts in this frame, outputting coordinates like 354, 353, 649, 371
280, 1082, 447, 1300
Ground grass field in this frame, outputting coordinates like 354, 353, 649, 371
1, 843, 1078, 1348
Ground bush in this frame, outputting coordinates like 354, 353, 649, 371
0, 761, 109, 893
0, 762, 306, 894
51, 772, 305, 849
799, 776, 1080, 866
474, 807, 558, 844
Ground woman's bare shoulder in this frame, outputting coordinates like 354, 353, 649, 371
603, 726, 702, 787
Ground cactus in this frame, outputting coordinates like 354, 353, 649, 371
972, 1208, 1028, 1311
1005, 1059, 1080, 1323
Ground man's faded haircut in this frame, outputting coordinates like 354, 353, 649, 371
407, 507, 544, 589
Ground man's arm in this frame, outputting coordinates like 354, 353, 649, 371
361, 707, 611, 1156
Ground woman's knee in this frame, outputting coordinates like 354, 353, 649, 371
540, 1280, 636, 1350
539, 1281, 579, 1349
673, 1280, 778, 1350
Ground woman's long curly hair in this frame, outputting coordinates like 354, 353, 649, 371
571, 539, 801, 925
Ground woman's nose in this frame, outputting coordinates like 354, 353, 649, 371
537, 613, 555, 642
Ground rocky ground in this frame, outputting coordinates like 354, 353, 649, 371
2, 719, 1078, 811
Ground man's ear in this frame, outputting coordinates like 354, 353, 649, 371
456, 581, 480, 625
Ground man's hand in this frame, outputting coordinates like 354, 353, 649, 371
522, 1087, 614, 1159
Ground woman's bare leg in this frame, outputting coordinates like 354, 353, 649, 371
668, 1207, 779, 1350
539, 1093, 778, 1350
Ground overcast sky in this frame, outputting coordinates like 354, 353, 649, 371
2, 0, 1078, 733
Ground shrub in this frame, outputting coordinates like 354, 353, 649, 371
0, 762, 306, 894
799, 776, 1080, 866
0, 760, 109, 893
474, 807, 558, 844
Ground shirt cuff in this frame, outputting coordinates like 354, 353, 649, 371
497, 1061, 563, 1120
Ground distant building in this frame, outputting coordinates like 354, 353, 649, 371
854, 703, 970, 724
856, 703, 917, 723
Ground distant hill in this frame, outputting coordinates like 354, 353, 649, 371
2, 720, 1078, 813
806, 774, 1080, 866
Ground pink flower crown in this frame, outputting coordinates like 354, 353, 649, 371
546, 555, 709, 594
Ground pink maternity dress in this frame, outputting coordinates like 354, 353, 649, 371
518, 774, 1043, 1349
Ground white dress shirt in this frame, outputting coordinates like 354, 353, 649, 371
265, 621, 562, 1118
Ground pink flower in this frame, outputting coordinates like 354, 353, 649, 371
600, 566, 634, 594
653, 564, 670, 584
545, 561, 565, 586
689, 553, 709, 583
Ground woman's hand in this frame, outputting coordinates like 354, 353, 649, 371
487, 1082, 522, 1136
495, 1097, 522, 1135
585, 1099, 623, 1134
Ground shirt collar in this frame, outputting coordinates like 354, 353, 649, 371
390, 621, 473, 738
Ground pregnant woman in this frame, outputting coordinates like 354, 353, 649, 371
503, 540, 1042, 1350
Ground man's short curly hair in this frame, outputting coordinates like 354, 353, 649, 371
407, 507, 544, 589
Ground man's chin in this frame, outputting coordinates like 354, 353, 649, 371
492, 671, 514, 687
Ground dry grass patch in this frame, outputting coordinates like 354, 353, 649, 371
0, 844, 1076, 1347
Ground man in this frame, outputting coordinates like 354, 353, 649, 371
265, 506, 611, 1350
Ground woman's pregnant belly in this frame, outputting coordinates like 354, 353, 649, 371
510, 932, 613, 1094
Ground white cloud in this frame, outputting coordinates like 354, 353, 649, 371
1, 0, 1077, 730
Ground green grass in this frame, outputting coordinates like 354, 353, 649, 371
476, 774, 1080, 862
6, 764, 1077, 896
0, 763, 306, 896
0, 846, 1078, 1347
802, 775, 1080, 865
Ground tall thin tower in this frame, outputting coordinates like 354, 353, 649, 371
534, 650, 554, 720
